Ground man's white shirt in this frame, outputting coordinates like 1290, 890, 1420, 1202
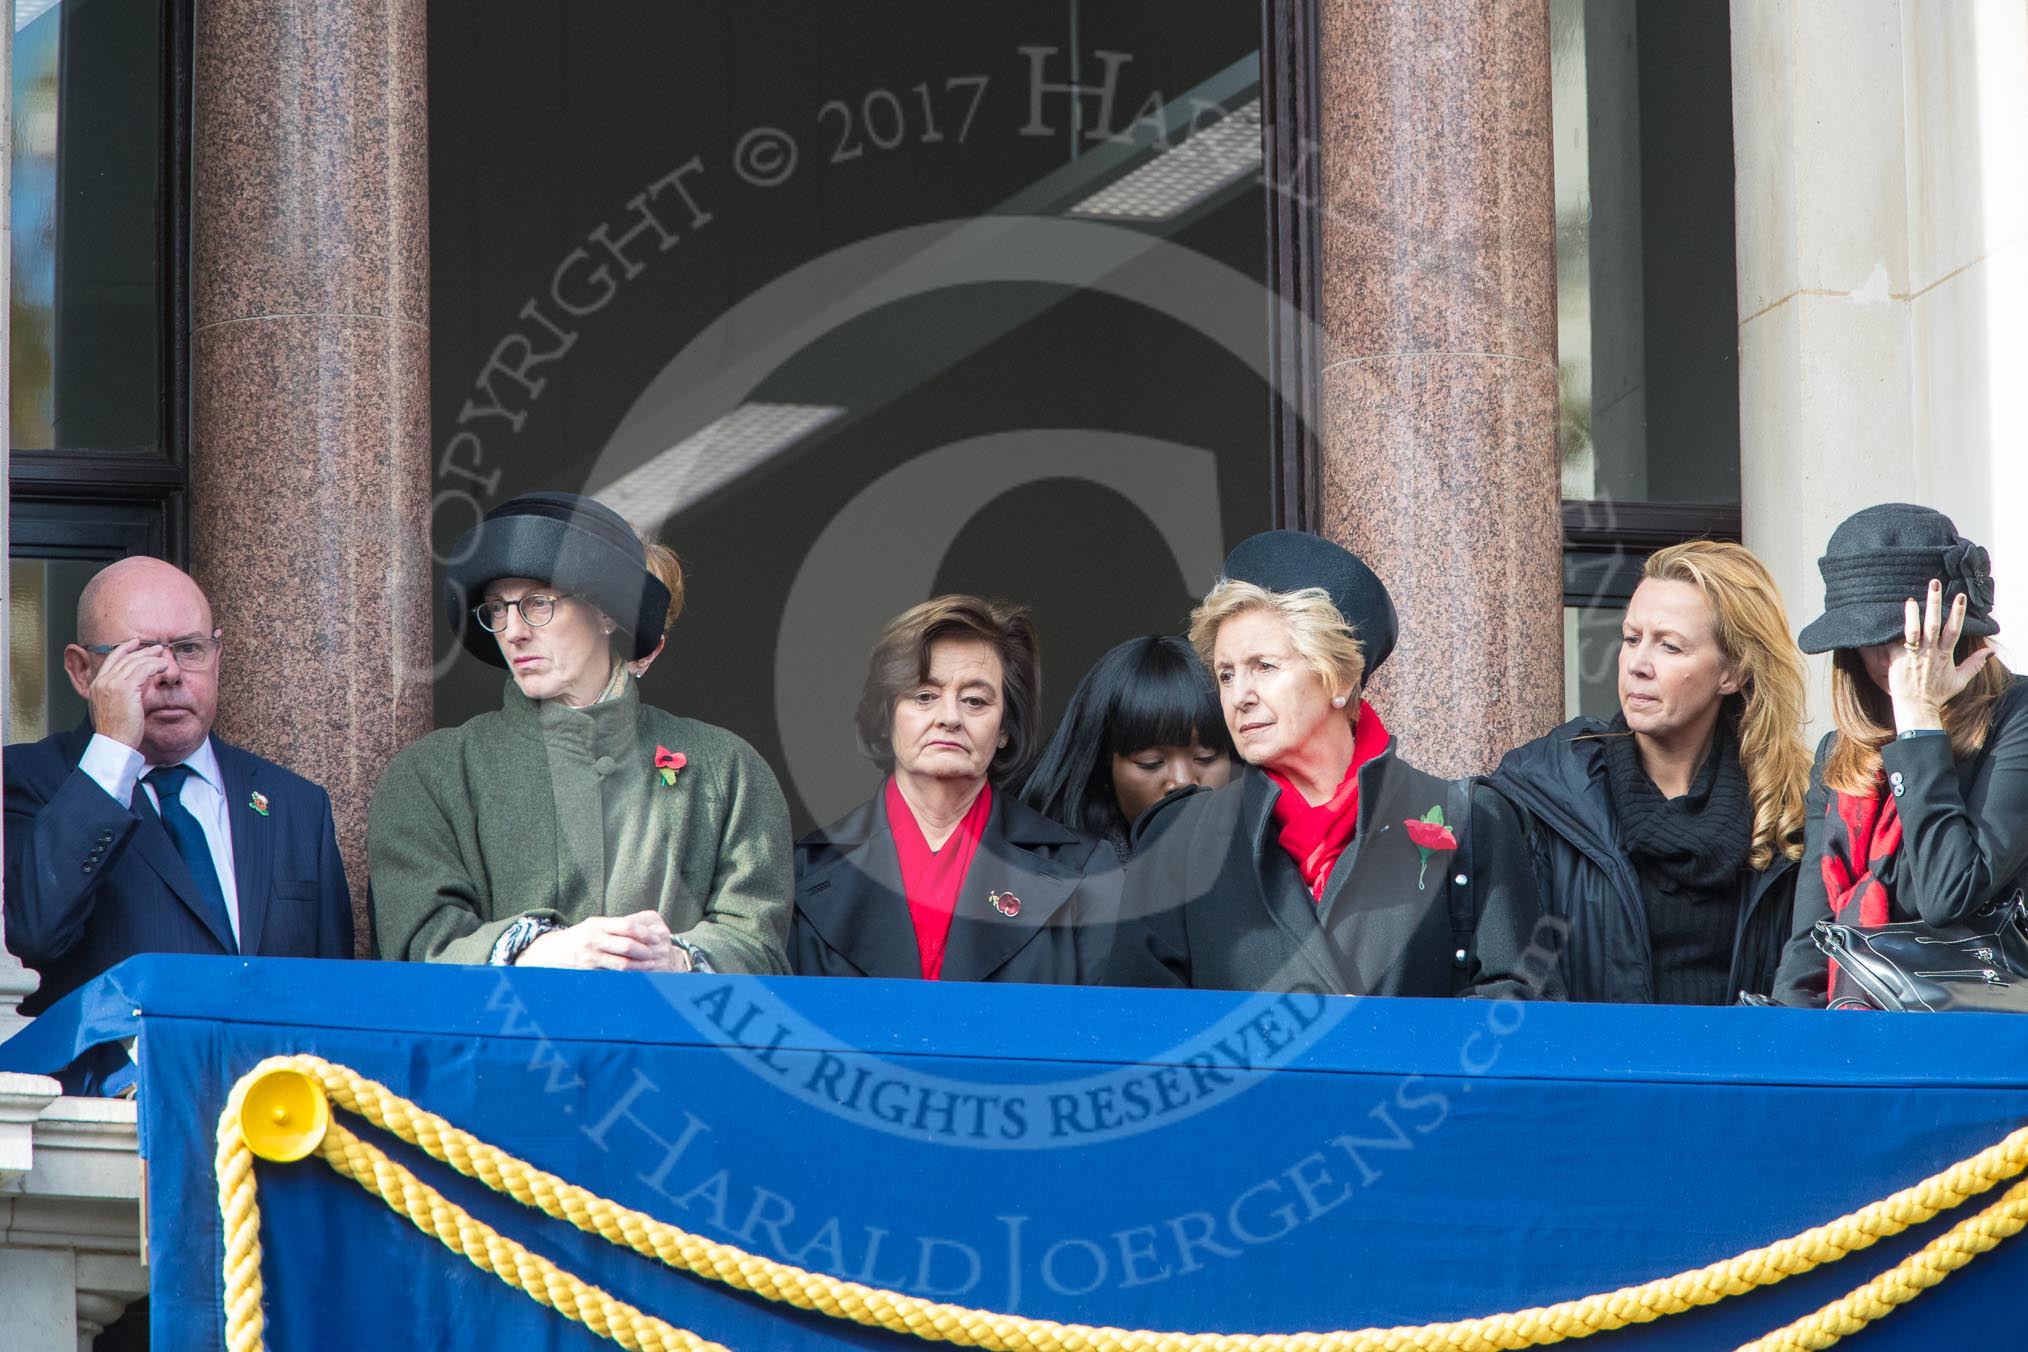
79, 732, 243, 944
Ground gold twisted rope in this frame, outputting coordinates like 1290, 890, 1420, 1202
217, 1054, 2028, 1352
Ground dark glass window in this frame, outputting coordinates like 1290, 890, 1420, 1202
429, 3, 1273, 829
1552, 0, 1741, 718
9, 0, 164, 455
7, 0, 190, 742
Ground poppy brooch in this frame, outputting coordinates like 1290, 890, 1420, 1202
654, 746, 687, 787
1404, 806, 1458, 890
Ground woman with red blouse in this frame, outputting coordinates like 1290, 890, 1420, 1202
790, 596, 1121, 983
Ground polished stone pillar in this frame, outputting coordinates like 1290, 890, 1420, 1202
1313, 0, 1564, 777
1732, 0, 2028, 737
189, 0, 433, 940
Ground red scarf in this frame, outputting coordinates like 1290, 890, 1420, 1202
1821, 778, 1901, 998
1266, 701, 1391, 901
885, 778, 992, 981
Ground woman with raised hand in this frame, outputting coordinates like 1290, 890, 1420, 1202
791, 596, 1121, 983
1774, 504, 2026, 1006
371, 492, 792, 973
1106, 531, 1559, 999
1488, 541, 1810, 1003
1019, 635, 1236, 860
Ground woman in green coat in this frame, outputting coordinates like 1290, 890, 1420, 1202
370, 492, 793, 973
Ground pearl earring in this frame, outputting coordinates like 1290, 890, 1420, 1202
1332, 696, 1347, 708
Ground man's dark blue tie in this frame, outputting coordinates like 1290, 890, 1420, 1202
145, 764, 239, 954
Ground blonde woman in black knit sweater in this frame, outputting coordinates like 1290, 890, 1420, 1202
1488, 541, 1811, 1004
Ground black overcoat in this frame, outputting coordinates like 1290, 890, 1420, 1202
1774, 679, 2028, 1006
1106, 752, 1563, 999
791, 786, 1121, 984
1487, 717, 1797, 1003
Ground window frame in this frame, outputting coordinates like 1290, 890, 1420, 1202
7, 0, 194, 568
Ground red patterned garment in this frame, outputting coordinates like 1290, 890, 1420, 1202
1821, 778, 1902, 997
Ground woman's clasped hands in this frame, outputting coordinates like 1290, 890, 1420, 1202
517, 911, 695, 972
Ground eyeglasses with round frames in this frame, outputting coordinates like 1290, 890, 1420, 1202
473, 593, 576, 633
82, 632, 224, 672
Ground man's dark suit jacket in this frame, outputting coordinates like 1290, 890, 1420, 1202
4, 723, 352, 1015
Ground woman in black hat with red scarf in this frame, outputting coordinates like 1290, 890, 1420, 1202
1105, 531, 1561, 999
790, 595, 1121, 983
1773, 503, 2026, 1006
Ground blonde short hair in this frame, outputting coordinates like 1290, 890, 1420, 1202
1188, 580, 1366, 702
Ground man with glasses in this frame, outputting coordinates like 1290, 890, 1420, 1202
4, 556, 352, 1021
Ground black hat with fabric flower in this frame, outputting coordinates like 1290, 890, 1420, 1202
443, 491, 670, 668
1797, 502, 1997, 654
1219, 529, 1399, 680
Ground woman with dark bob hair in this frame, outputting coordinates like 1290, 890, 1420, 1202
1488, 540, 1810, 1004
1774, 504, 2026, 1006
371, 492, 792, 973
1107, 531, 1560, 999
1020, 635, 1237, 858
791, 595, 1121, 983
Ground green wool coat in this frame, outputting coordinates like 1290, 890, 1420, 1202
369, 678, 793, 973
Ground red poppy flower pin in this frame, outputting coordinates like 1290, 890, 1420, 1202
1404, 806, 1458, 890
654, 745, 687, 787
990, 891, 1021, 917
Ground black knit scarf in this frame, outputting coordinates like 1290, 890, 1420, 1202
1597, 715, 1754, 894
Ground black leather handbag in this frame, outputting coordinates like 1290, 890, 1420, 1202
1811, 890, 2028, 1012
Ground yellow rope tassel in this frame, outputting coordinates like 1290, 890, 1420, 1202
1734, 1174, 2028, 1352
215, 1073, 269, 1352
318, 1117, 722, 1352
215, 1054, 2028, 1352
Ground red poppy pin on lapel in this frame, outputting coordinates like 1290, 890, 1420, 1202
1404, 806, 1458, 890
990, 891, 1021, 917
250, 791, 270, 817
654, 745, 687, 787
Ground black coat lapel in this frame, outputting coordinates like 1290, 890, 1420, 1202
217, 742, 269, 955
1241, 771, 1345, 992
795, 797, 929, 979
1318, 755, 1455, 991
937, 796, 1081, 983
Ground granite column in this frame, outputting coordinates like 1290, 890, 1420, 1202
189, 0, 433, 942
1313, 0, 1563, 775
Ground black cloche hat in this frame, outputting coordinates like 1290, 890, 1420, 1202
1219, 529, 1399, 680
1796, 502, 1997, 654
443, 492, 671, 668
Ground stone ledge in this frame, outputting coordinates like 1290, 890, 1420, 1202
18, 1097, 141, 1204
0, 1073, 64, 1186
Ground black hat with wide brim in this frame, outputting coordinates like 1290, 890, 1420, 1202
1796, 503, 1998, 654
1219, 529, 1399, 681
443, 492, 670, 668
